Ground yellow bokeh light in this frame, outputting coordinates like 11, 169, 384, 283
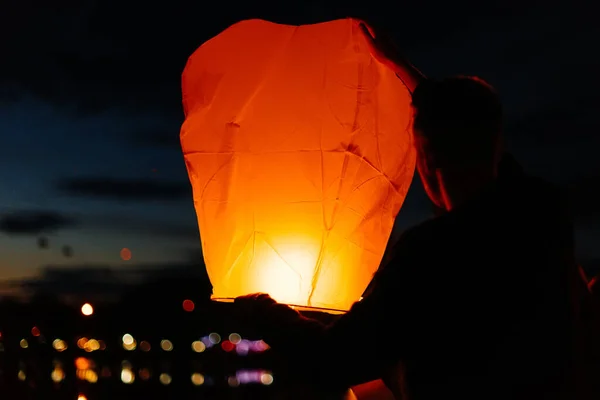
81, 303, 94, 316
122, 334, 134, 345
159, 373, 172, 385
121, 368, 134, 384
122, 334, 136, 351
84, 339, 100, 352
77, 337, 88, 349
160, 339, 173, 351
53, 339, 68, 352
191, 373, 204, 386
261, 372, 274, 385
77, 395, 87, 400
191, 341, 205, 353
18, 370, 26, 381
84, 369, 98, 383
51, 368, 65, 382
20, 339, 28, 349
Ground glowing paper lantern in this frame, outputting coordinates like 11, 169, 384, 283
181, 18, 415, 311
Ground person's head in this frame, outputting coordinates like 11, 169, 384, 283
411, 76, 503, 209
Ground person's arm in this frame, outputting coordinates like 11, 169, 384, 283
356, 20, 426, 94
237, 233, 423, 389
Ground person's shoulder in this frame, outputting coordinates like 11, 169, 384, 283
386, 214, 451, 263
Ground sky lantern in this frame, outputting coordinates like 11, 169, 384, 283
181, 18, 415, 311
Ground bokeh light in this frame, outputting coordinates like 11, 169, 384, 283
159, 373, 172, 385
182, 299, 195, 312
160, 339, 173, 351
120, 248, 132, 261
81, 303, 94, 316
191, 340, 205, 353
191, 372, 204, 386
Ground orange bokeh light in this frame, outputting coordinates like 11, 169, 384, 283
120, 248, 132, 261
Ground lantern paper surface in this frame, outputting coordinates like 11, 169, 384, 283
181, 18, 415, 311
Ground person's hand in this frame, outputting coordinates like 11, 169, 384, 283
234, 292, 277, 319
354, 18, 426, 93
355, 19, 400, 69
234, 292, 304, 330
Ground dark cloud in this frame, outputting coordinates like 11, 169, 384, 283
0, 210, 77, 235
57, 177, 190, 201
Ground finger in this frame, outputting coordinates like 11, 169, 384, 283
357, 21, 376, 41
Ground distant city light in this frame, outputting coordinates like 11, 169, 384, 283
208, 333, 221, 344
191, 340, 205, 353
121, 368, 134, 384
122, 334, 136, 351
159, 373, 172, 385
160, 339, 173, 351
182, 299, 195, 312
122, 334, 134, 345
261, 372, 274, 385
139, 368, 151, 380
229, 333, 242, 344
52, 339, 68, 352
221, 340, 235, 352
120, 248, 132, 261
191, 373, 204, 386
81, 303, 94, 316
51, 368, 65, 383
139, 340, 151, 352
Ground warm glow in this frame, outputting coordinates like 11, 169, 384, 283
121, 368, 134, 384
77, 395, 87, 400
181, 18, 415, 311
191, 340, 206, 353
191, 373, 205, 386
159, 373, 172, 385
75, 357, 91, 370
120, 248, 132, 261
139, 340, 151, 351
53, 339, 68, 352
51, 367, 65, 382
160, 339, 173, 351
81, 303, 94, 316
182, 299, 195, 312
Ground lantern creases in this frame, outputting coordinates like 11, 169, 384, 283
181, 18, 415, 312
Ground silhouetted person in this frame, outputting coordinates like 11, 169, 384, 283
236, 22, 599, 400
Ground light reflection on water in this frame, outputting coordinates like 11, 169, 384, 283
8, 356, 273, 387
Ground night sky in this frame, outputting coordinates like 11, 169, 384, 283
1, 0, 598, 285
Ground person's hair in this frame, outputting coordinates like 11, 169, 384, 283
411, 76, 503, 168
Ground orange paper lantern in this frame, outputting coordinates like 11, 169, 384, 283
181, 18, 415, 312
